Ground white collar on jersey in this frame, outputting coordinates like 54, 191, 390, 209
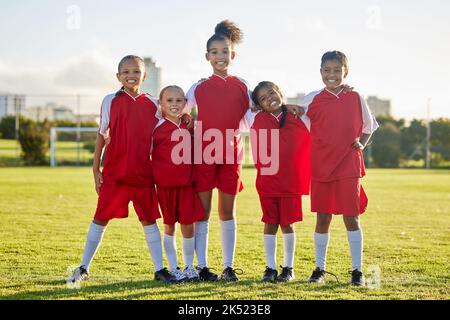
270, 111, 283, 122
324, 87, 345, 98
211, 74, 232, 81
123, 90, 144, 101
164, 117, 182, 128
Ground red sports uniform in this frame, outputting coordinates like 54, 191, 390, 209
304, 88, 378, 216
249, 111, 311, 226
186, 75, 252, 195
94, 91, 161, 222
151, 119, 204, 225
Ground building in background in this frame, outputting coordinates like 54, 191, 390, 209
367, 96, 391, 117
25, 102, 74, 122
142, 57, 162, 97
286, 93, 306, 106
0, 94, 26, 119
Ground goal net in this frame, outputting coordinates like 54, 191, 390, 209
50, 127, 98, 167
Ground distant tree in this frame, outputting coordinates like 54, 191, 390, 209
0, 115, 28, 139
430, 118, 450, 161
401, 119, 426, 160
18, 119, 51, 165
372, 122, 402, 168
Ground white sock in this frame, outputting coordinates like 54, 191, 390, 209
194, 221, 209, 268
143, 223, 163, 272
220, 219, 236, 268
347, 229, 363, 272
263, 234, 277, 270
182, 236, 195, 268
283, 232, 296, 268
314, 232, 330, 270
80, 222, 106, 271
163, 234, 178, 271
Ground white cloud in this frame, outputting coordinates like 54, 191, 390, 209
0, 50, 117, 96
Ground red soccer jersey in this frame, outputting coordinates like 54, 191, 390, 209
306, 89, 366, 182
187, 75, 251, 163
251, 112, 311, 197
151, 119, 193, 188
99, 92, 159, 186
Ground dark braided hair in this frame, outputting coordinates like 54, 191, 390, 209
206, 20, 243, 51
251, 81, 288, 128
115, 55, 145, 97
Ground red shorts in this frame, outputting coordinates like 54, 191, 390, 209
94, 181, 160, 222
310, 178, 368, 216
259, 196, 303, 227
194, 163, 243, 195
157, 185, 205, 225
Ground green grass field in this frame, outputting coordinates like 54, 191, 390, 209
0, 139, 95, 167
0, 167, 448, 300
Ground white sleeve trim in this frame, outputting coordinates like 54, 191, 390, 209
185, 82, 200, 114
235, 76, 255, 111
301, 89, 322, 113
359, 93, 379, 134
98, 94, 115, 136
300, 89, 322, 131
145, 93, 162, 120
241, 109, 259, 131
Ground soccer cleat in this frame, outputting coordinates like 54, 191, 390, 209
277, 266, 295, 282
196, 266, 219, 282
171, 267, 188, 283
308, 267, 326, 283
261, 267, 278, 282
183, 265, 200, 282
220, 267, 243, 281
66, 266, 89, 283
154, 267, 178, 284
308, 267, 340, 283
350, 269, 366, 286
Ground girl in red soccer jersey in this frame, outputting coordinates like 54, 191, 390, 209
152, 85, 205, 282
67, 55, 178, 284
302, 51, 379, 286
249, 81, 311, 282
185, 20, 253, 281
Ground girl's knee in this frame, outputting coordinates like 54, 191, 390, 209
164, 224, 176, 236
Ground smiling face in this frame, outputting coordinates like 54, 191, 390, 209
206, 39, 236, 77
255, 85, 283, 115
320, 59, 348, 93
159, 87, 186, 122
116, 58, 147, 96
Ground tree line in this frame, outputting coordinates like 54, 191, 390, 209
1, 115, 449, 167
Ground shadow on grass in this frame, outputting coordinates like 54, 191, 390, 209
1, 277, 359, 300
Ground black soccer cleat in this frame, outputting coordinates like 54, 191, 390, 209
308, 267, 326, 283
220, 267, 242, 281
277, 266, 295, 282
350, 269, 366, 286
261, 267, 278, 282
308, 267, 340, 283
154, 267, 178, 284
196, 266, 219, 282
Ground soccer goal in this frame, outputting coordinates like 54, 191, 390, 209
50, 127, 98, 167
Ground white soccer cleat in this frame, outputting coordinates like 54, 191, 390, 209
66, 266, 89, 283
171, 267, 188, 283
183, 265, 200, 282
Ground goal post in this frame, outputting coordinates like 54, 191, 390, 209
50, 127, 98, 167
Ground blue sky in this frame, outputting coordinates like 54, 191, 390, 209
0, 0, 449, 119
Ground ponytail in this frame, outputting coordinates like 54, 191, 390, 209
279, 105, 287, 129
115, 86, 125, 97
207, 20, 243, 51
